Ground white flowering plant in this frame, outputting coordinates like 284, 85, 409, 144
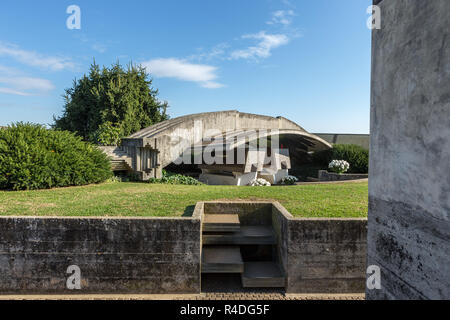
281, 175, 298, 185
328, 160, 350, 174
248, 178, 271, 186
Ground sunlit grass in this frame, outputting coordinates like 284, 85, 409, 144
0, 181, 368, 218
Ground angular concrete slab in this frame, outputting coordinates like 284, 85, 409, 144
201, 246, 244, 273
203, 214, 240, 232
241, 262, 285, 288
202, 226, 276, 245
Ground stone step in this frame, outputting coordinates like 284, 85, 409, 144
241, 262, 285, 288
201, 246, 244, 273
203, 214, 240, 232
202, 226, 276, 245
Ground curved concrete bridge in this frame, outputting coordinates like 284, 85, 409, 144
106, 110, 331, 180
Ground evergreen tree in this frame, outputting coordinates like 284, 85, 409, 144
53, 61, 169, 145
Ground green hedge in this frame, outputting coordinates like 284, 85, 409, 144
148, 170, 202, 185
313, 144, 369, 173
0, 123, 112, 190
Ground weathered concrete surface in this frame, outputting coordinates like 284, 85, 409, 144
0, 201, 367, 294
0, 214, 201, 294
286, 218, 367, 293
272, 203, 367, 293
203, 201, 367, 293
314, 133, 370, 150
203, 201, 273, 226
318, 170, 369, 182
116, 111, 332, 180
368, 0, 450, 299
271, 204, 367, 293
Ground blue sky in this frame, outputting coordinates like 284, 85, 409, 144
0, 0, 372, 133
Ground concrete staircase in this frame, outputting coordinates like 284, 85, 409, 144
99, 146, 133, 172
202, 246, 244, 273
201, 213, 285, 288
203, 214, 241, 232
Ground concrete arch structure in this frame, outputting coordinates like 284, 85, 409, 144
110, 110, 331, 180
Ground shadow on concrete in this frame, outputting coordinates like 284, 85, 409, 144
201, 274, 285, 294
182, 205, 195, 217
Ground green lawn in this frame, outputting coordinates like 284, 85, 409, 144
0, 182, 368, 218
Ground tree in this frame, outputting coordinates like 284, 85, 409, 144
53, 61, 169, 144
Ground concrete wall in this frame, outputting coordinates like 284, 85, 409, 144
314, 133, 370, 150
318, 170, 369, 182
0, 213, 201, 294
368, 0, 450, 299
0, 201, 367, 294
204, 201, 273, 226
272, 203, 367, 293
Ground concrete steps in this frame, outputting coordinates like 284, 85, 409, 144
201, 246, 244, 273
99, 146, 133, 171
203, 226, 276, 245
241, 262, 285, 288
203, 214, 240, 232
201, 212, 285, 289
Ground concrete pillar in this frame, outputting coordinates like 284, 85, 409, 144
135, 147, 141, 171
368, 0, 450, 299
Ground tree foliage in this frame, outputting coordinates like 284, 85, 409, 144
92, 121, 122, 146
53, 61, 168, 144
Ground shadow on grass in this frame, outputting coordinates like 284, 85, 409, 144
182, 205, 195, 217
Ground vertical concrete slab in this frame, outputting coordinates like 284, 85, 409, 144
286, 218, 367, 293
368, 0, 450, 299
271, 202, 290, 282
271, 203, 367, 293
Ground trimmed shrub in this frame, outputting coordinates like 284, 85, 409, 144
0, 123, 112, 190
148, 170, 202, 185
332, 144, 368, 173
281, 175, 299, 185
312, 144, 369, 173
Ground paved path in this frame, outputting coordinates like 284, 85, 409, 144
0, 293, 364, 300
1, 275, 364, 300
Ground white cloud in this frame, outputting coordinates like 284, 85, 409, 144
200, 81, 224, 89
0, 65, 55, 96
142, 58, 224, 89
0, 87, 30, 96
188, 43, 229, 62
267, 10, 295, 26
75, 34, 108, 54
230, 31, 289, 60
92, 43, 107, 53
0, 42, 74, 71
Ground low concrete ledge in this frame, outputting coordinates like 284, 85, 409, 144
318, 170, 369, 182
0, 214, 201, 294
271, 202, 367, 293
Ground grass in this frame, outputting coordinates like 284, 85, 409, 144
0, 181, 368, 218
